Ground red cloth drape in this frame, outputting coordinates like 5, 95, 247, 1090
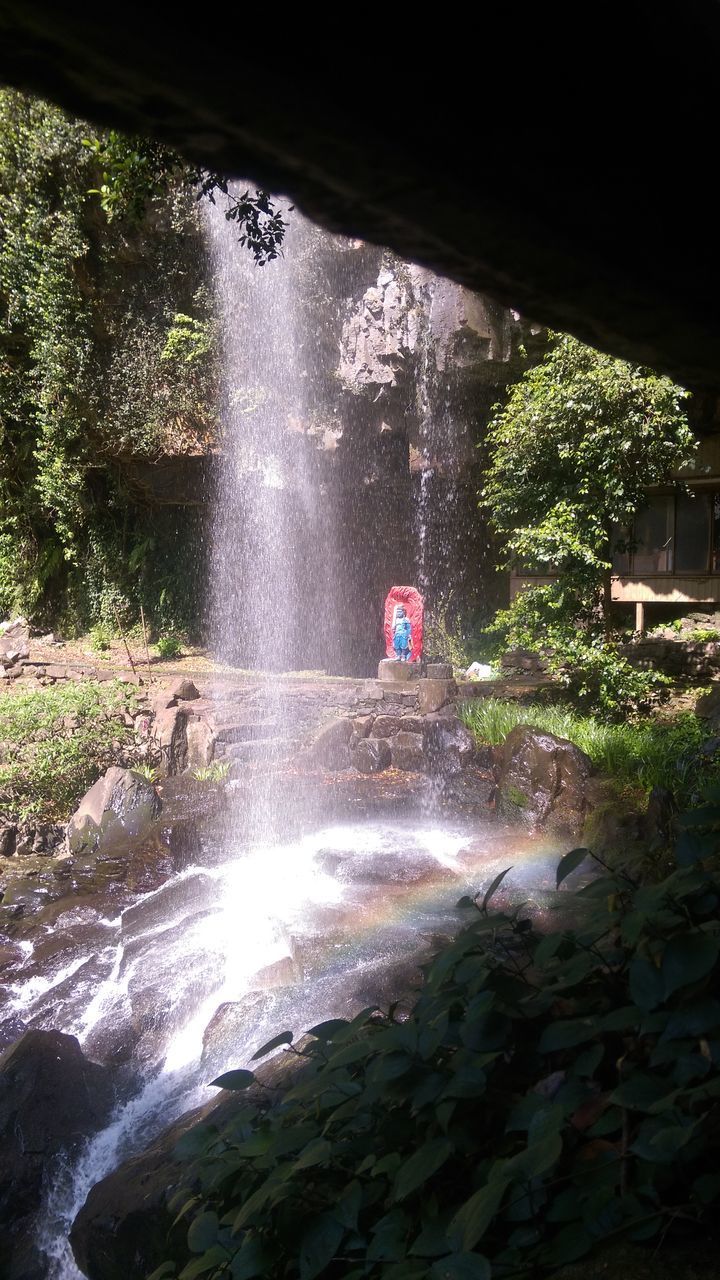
383, 586, 424, 660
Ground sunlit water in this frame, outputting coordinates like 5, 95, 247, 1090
8, 812, 571, 1278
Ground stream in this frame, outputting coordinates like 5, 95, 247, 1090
3, 794, 571, 1278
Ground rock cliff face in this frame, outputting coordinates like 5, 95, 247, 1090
218, 234, 541, 675
143, 228, 541, 675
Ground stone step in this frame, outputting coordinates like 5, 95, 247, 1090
212, 720, 280, 743
222, 737, 298, 763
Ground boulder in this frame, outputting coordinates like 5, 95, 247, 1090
437, 765, 496, 810
390, 731, 425, 771
0, 1029, 113, 1279
352, 737, 391, 773
66, 766, 162, 857
170, 678, 200, 701
398, 715, 425, 735
185, 717, 215, 769
496, 725, 592, 835
370, 713, 403, 737
418, 677, 456, 715
696, 683, 720, 728
352, 714, 374, 738
201, 992, 272, 1071
424, 714, 476, 775
152, 705, 189, 774
303, 717, 353, 769
0, 618, 30, 663
0, 823, 16, 857
248, 955, 298, 990
500, 648, 546, 673
644, 785, 678, 847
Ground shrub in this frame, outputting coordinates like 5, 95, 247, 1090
192, 762, 230, 784
460, 699, 715, 807
0, 681, 139, 821
156, 633, 183, 660
159, 823, 720, 1280
486, 585, 669, 720
89, 621, 112, 653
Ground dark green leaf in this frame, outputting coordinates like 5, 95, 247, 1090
539, 1018, 597, 1052
187, 1211, 218, 1254
541, 1222, 593, 1266
556, 847, 590, 888
449, 1174, 509, 1251
366, 1209, 410, 1262
299, 1213, 344, 1280
662, 933, 719, 998
482, 866, 513, 913
250, 1031, 293, 1060
294, 1137, 331, 1170
307, 1019, 350, 1041
394, 1138, 454, 1200
230, 1237, 267, 1280
628, 957, 664, 1011
611, 1072, 672, 1111
179, 1250, 229, 1280
335, 1181, 362, 1231
431, 1254, 491, 1280
208, 1069, 255, 1091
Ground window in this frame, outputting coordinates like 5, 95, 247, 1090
675, 491, 711, 572
632, 495, 674, 574
613, 488, 720, 577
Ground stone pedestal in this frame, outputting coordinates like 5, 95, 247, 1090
378, 659, 420, 683
418, 677, 457, 715
425, 663, 454, 679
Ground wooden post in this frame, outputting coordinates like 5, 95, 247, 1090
635, 601, 645, 635
140, 605, 153, 685
113, 607, 138, 678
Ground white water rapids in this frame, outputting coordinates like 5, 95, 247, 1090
5, 812, 567, 1278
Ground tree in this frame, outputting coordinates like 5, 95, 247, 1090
482, 334, 697, 715
84, 132, 289, 265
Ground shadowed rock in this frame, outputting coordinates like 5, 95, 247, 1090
496, 725, 593, 836
0, 1029, 113, 1279
66, 767, 162, 858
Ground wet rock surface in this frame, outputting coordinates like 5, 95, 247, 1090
66, 766, 162, 858
496, 725, 593, 835
0, 1029, 113, 1279
352, 737, 392, 773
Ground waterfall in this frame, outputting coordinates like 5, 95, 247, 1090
14, 198, 538, 1279
206, 193, 340, 674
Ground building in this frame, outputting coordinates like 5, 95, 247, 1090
510, 436, 720, 633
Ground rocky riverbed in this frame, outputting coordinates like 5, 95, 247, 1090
0, 665, 649, 1279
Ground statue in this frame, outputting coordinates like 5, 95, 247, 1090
383, 586, 423, 662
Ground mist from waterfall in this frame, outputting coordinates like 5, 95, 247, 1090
205, 192, 341, 673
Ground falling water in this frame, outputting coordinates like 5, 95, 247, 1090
206, 192, 340, 673
13, 199, 546, 1278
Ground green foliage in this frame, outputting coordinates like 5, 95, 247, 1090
460, 699, 716, 807
156, 633, 183, 660
487, 584, 669, 719
160, 822, 720, 1280
0, 88, 215, 631
483, 333, 695, 584
85, 136, 289, 266
423, 607, 472, 671
192, 762, 230, 784
162, 314, 214, 366
0, 680, 139, 820
688, 628, 720, 644
481, 334, 695, 715
89, 621, 112, 652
